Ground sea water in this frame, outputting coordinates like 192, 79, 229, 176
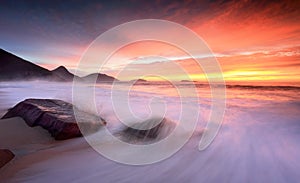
0, 81, 300, 182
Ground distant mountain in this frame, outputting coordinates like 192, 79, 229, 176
82, 73, 118, 83
0, 49, 63, 81
180, 80, 197, 83
52, 66, 80, 81
0, 49, 118, 83
130, 79, 147, 82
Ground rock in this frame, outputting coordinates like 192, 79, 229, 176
0, 149, 15, 169
123, 117, 176, 140
1, 99, 106, 140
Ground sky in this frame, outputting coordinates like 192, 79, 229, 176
1, 0, 300, 83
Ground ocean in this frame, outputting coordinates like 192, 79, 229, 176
0, 81, 300, 182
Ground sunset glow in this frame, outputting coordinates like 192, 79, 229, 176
2, 1, 300, 182
1, 0, 299, 83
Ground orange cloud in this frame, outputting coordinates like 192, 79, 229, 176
13, 0, 298, 84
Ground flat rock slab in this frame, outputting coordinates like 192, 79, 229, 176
1, 99, 105, 140
0, 149, 14, 169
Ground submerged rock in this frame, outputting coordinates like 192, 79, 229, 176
122, 117, 176, 141
1, 99, 106, 140
0, 149, 14, 169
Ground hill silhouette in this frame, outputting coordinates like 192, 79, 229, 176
0, 49, 117, 83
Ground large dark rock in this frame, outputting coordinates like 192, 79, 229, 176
1, 99, 106, 140
0, 149, 14, 169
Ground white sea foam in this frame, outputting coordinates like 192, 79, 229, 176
0, 81, 300, 182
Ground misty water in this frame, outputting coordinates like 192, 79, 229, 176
0, 81, 300, 182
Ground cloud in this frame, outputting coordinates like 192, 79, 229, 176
1, 0, 300, 82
